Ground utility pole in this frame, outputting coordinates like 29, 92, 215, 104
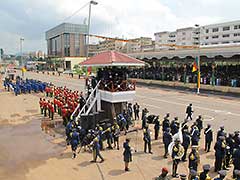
86, 1, 98, 60
20, 38, 24, 66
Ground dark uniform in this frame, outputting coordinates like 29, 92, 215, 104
154, 119, 160, 140
214, 136, 226, 172
213, 170, 227, 180
70, 130, 80, 159
189, 169, 199, 180
163, 128, 172, 158
199, 164, 211, 180
182, 129, 191, 161
196, 115, 203, 135
225, 133, 234, 168
123, 139, 132, 171
170, 118, 179, 135
191, 125, 200, 146
92, 137, 104, 163
233, 145, 240, 178
217, 126, 226, 141
162, 114, 170, 132
133, 103, 140, 120
186, 104, 193, 121
171, 139, 184, 177
188, 146, 200, 171
204, 124, 213, 152
143, 126, 152, 153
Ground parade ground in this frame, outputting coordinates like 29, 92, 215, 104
1, 71, 240, 180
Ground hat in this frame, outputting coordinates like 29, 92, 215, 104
218, 170, 227, 177
180, 174, 187, 179
162, 167, 168, 173
219, 136, 226, 140
203, 164, 211, 171
190, 169, 197, 176
234, 169, 240, 176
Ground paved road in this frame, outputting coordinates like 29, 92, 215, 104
22, 71, 240, 132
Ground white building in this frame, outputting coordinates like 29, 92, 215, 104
154, 20, 240, 50
200, 20, 240, 46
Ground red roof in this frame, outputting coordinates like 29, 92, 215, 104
80, 51, 145, 67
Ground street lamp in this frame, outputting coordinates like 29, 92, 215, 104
20, 37, 24, 66
86, 0, 98, 60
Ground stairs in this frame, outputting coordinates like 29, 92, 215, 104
71, 81, 105, 129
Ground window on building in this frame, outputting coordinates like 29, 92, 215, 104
223, 26, 230, 31
182, 32, 186, 35
206, 36, 209, 39
234, 25, 240, 30
182, 37, 186, 40
206, 29, 209, 33
223, 34, 230, 38
222, 41, 229, 44
211, 42, 218, 45
234, 40, 240, 43
234, 33, 240, 37
182, 42, 186, 45
212, 28, 219, 32
212, 35, 219, 39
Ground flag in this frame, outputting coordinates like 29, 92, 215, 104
192, 57, 198, 72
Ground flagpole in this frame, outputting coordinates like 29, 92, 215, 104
197, 55, 200, 94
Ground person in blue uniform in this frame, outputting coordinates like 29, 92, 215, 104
217, 126, 226, 141
162, 113, 170, 132
66, 121, 73, 146
189, 169, 199, 180
199, 164, 211, 180
91, 137, 104, 163
213, 170, 227, 180
191, 123, 200, 146
182, 128, 191, 162
204, 124, 213, 152
185, 103, 193, 121
154, 118, 160, 140
171, 138, 184, 178
233, 144, 240, 178
143, 125, 152, 154
123, 138, 132, 171
163, 128, 172, 158
188, 146, 200, 171
70, 129, 80, 159
196, 115, 203, 135
214, 136, 226, 172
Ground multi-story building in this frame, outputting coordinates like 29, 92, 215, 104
154, 20, 240, 50
200, 20, 240, 46
46, 23, 88, 70
97, 39, 124, 52
125, 37, 153, 53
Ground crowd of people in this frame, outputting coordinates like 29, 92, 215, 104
39, 86, 86, 125
96, 67, 135, 92
3, 77, 47, 96
128, 64, 240, 87
59, 98, 240, 179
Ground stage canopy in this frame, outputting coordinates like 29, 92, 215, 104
80, 51, 145, 67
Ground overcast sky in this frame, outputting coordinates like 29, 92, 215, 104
0, 0, 240, 54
